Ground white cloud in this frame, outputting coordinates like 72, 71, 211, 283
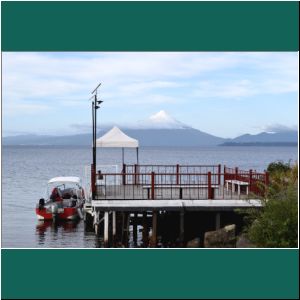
3, 52, 297, 111
192, 79, 254, 99
4, 101, 51, 116
262, 124, 298, 133
2, 52, 298, 136
3, 52, 297, 94
117, 80, 183, 96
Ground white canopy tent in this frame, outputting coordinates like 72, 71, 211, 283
96, 126, 139, 166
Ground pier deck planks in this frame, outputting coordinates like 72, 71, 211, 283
91, 199, 262, 211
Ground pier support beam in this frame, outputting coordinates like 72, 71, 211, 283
150, 212, 158, 247
142, 212, 149, 247
95, 224, 99, 236
179, 211, 185, 245
215, 212, 221, 230
84, 210, 94, 232
121, 212, 129, 247
126, 213, 130, 248
133, 213, 138, 247
94, 211, 100, 236
121, 213, 130, 247
112, 211, 116, 243
121, 212, 125, 244
104, 211, 109, 247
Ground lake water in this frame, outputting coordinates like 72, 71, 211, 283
1, 145, 298, 248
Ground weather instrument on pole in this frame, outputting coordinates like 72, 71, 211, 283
90, 82, 103, 199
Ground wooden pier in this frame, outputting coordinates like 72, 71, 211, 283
83, 164, 267, 247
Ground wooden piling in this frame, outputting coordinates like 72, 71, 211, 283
84, 211, 94, 231
95, 223, 99, 236
121, 212, 126, 245
179, 211, 185, 245
94, 211, 100, 236
121, 212, 128, 247
115, 212, 123, 246
133, 213, 138, 247
125, 213, 130, 247
150, 212, 158, 247
142, 212, 149, 247
104, 211, 109, 247
121, 213, 130, 248
112, 211, 116, 244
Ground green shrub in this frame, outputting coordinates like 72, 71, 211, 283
244, 163, 298, 248
267, 160, 291, 174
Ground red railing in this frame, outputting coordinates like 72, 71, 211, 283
124, 164, 221, 180
124, 164, 221, 173
91, 165, 269, 200
224, 166, 269, 196
94, 172, 220, 200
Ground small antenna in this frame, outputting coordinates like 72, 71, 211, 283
91, 83, 101, 95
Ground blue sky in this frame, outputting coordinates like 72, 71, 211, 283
2, 52, 298, 138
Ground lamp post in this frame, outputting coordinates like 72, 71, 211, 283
91, 83, 103, 199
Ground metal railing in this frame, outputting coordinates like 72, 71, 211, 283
91, 165, 269, 200
124, 164, 221, 175
224, 166, 269, 196
93, 173, 253, 201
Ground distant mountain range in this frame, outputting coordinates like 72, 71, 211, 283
220, 131, 298, 147
229, 131, 298, 143
2, 129, 226, 147
221, 142, 297, 147
2, 111, 298, 147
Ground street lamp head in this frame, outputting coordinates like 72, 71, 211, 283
97, 100, 104, 105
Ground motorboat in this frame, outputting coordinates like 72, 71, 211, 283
35, 176, 85, 221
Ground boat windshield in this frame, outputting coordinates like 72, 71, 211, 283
46, 181, 84, 200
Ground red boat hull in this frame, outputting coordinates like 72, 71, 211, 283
36, 207, 78, 220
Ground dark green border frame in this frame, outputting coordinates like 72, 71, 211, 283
2, 249, 299, 299
1, 1, 299, 299
1, 1, 299, 51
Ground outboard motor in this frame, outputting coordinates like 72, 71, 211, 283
51, 203, 59, 222
51, 203, 58, 214
38, 198, 45, 210
71, 199, 77, 207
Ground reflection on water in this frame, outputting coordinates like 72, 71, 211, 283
35, 219, 105, 248
35, 219, 143, 248
36, 220, 80, 245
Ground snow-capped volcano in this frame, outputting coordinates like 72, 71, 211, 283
137, 110, 190, 129
3, 109, 227, 146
